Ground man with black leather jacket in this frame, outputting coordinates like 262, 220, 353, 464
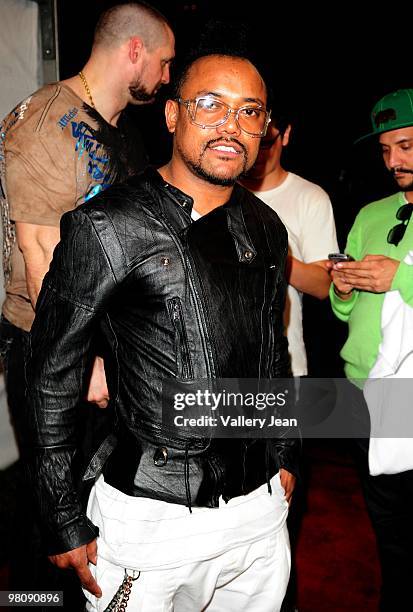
26, 52, 299, 611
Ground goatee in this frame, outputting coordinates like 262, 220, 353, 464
129, 84, 155, 103
187, 160, 239, 186
176, 137, 250, 186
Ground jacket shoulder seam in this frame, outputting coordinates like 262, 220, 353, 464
85, 208, 128, 284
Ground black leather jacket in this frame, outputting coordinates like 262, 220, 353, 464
27, 168, 299, 554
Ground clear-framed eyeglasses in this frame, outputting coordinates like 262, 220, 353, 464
176, 96, 271, 137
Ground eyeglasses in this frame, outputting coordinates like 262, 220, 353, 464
176, 96, 271, 137
387, 204, 413, 246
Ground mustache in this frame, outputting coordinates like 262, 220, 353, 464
391, 167, 413, 175
204, 137, 247, 156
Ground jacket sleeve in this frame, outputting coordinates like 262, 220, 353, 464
271, 241, 301, 478
26, 207, 118, 555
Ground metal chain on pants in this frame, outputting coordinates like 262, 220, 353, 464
103, 569, 140, 611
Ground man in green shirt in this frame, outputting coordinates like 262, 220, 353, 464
330, 88, 413, 611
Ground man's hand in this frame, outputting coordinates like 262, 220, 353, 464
86, 356, 109, 408
327, 260, 354, 299
333, 254, 400, 293
279, 468, 296, 504
49, 540, 102, 597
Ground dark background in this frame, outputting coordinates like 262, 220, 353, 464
57, 0, 413, 375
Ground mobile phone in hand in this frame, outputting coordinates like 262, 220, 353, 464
328, 253, 354, 263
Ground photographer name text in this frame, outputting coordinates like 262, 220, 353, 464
174, 415, 297, 429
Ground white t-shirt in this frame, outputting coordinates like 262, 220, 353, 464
254, 172, 338, 376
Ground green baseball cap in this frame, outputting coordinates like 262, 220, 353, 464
355, 88, 413, 143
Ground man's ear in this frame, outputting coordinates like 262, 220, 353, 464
282, 124, 292, 147
165, 99, 179, 133
129, 36, 144, 63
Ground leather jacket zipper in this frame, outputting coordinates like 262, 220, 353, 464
155, 188, 217, 378
168, 297, 194, 379
182, 248, 218, 378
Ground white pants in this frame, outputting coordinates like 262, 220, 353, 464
84, 475, 290, 611
85, 527, 290, 611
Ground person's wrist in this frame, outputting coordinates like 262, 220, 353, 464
333, 284, 353, 298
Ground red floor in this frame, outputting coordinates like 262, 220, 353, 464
296, 442, 380, 611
